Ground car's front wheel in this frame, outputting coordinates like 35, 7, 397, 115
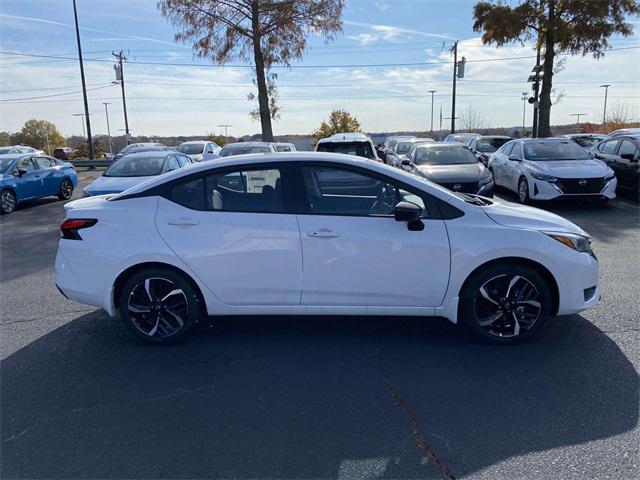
518, 177, 530, 204
118, 268, 202, 344
459, 263, 552, 344
57, 179, 74, 200
0, 189, 16, 214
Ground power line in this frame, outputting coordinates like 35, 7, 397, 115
0, 83, 117, 102
1, 45, 638, 69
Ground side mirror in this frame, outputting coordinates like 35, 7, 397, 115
16, 168, 27, 177
394, 201, 424, 231
401, 159, 411, 166
508, 155, 522, 162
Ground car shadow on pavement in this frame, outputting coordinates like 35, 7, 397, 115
1, 312, 637, 479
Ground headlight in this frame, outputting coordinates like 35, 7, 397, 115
529, 170, 557, 182
479, 175, 493, 186
604, 170, 615, 180
545, 232, 592, 254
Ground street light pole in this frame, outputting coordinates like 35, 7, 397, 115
72, 0, 93, 159
428, 90, 436, 134
570, 113, 588, 127
600, 84, 611, 125
73, 113, 87, 139
103, 102, 113, 155
217, 124, 233, 137
450, 41, 458, 134
521, 91, 528, 133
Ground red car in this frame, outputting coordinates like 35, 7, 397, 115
54, 147, 75, 160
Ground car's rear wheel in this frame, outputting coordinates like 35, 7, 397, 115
118, 268, 202, 344
518, 177, 530, 204
57, 179, 74, 200
0, 189, 16, 214
459, 263, 552, 344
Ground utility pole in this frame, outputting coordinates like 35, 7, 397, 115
103, 102, 113, 155
73, 113, 87, 139
600, 84, 611, 125
521, 91, 528, 133
217, 124, 233, 137
530, 45, 542, 138
428, 90, 436, 134
570, 113, 588, 126
113, 50, 130, 144
72, 0, 93, 160
439, 104, 443, 132
450, 41, 458, 134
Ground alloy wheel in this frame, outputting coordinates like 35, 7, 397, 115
60, 180, 73, 199
1, 190, 16, 213
127, 277, 189, 338
473, 274, 542, 338
518, 180, 529, 203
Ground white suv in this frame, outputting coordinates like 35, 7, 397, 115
315, 133, 381, 162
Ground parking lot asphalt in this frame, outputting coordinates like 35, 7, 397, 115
1, 170, 638, 479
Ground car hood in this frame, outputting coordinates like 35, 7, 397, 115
415, 162, 487, 183
482, 197, 587, 236
84, 175, 154, 195
524, 159, 609, 178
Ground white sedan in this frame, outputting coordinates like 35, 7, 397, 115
55, 153, 600, 345
488, 138, 616, 203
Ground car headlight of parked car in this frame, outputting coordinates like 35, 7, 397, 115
545, 232, 593, 254
604, 170, 615, 180
529, 170, 557, 182
479, 174, 493, 186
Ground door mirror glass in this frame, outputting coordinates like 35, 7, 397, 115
508, 155, 522, 162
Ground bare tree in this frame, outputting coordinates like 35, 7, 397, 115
459, 105, 489, 132
158, 0, 345, 141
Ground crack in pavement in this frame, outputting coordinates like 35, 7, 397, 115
0, 308, 96, 326
375, 348, 456, 480
2, 385, 216, 443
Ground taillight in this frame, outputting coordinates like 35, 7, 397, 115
60, 218, 97, 240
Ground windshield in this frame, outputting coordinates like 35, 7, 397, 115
476, 138, 510, 153
0, 158, 17, 171
572, 137, 603, 148
317, 141, 374, 158
105, 156, 166, 177
414, 146, 478, 165
395, 141, 414, 155
275, 145, 293, 152
220, 146, 271, 157
0, 147, 14, 155
524, 142, 590, 161
177, 143, 204, 155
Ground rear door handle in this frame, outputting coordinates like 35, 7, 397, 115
168, 217, 200, 226
307, 229, 340, 238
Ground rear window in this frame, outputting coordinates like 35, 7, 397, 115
476, 138, 510, 153
572, 137, 602, 148
105, 156, 166, 177
316, 141, 374, 159
413, 146, 478, 165
177, 143, 204, 155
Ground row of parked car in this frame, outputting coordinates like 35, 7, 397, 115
375, 128, 639, 203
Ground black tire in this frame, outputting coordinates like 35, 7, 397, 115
459, 263, 552, 345
0, 189, 16, 214
118, 267, 202, 344
57, 179, 74, 200
517, 177, 530, 204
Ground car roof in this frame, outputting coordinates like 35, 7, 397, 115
121, 150, 175, 159
476, 135, 511, 139
0, 153, 32, 161
222, 142, 273, 148
317, 133, 371, 143
180, 140, 208, 145
413, 142, 465, 148
562, 133, 605, 138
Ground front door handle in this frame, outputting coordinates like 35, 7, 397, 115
168, 217, 200, 226
307, 229, 340, 239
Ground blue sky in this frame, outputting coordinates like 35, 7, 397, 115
1, 0, 639, 138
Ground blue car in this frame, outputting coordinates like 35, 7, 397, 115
0, 154, 78, 214
84, 150, 193, 196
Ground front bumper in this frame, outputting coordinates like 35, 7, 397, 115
530, 177, 617, 201
553, 247, 601, 315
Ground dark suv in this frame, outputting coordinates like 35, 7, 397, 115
591, 135, 640, 200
